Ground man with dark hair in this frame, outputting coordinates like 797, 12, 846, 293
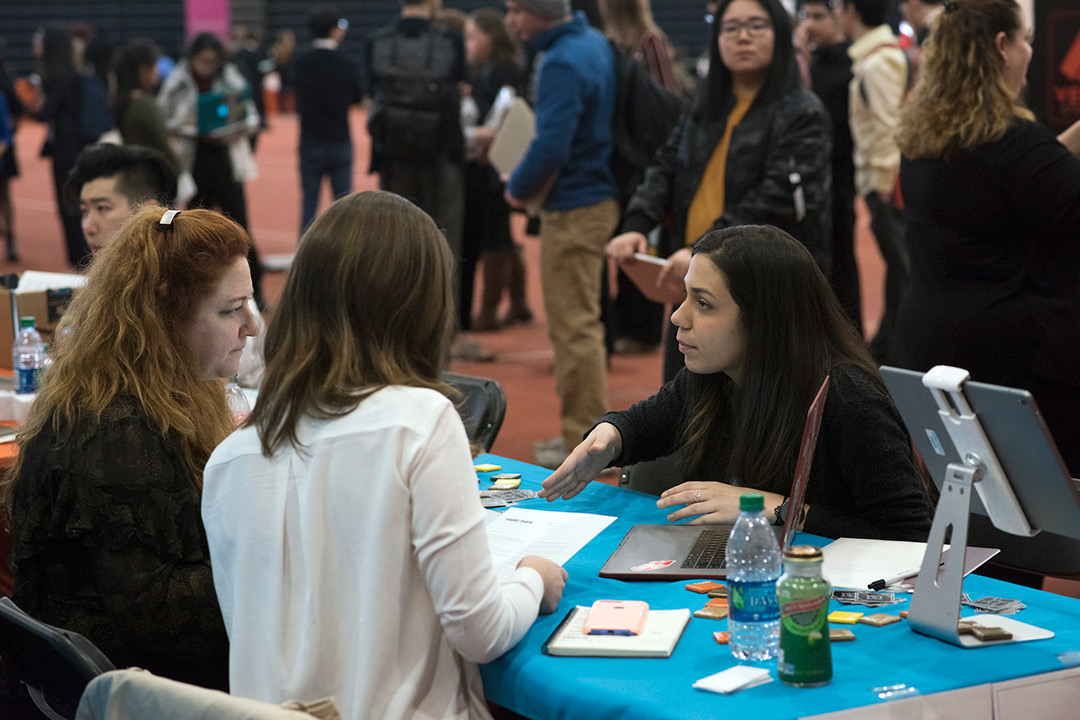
64, 142, 266, 387
799, 0, 860, 329
294, 6, 362, 235
64, 143, 177, 254
838, 0, 908, 362
504, 0, 619, 467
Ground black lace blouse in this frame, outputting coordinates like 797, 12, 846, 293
8, 397, 229, 690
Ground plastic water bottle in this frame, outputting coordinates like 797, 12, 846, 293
12, 316, 45, 395
726, 493, 782, 660
225, 376, 251, 425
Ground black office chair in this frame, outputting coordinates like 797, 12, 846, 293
619, 451, 683, 496
0, 596, 115, 720
443, 372, 507, 453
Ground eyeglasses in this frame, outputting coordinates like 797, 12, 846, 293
720, 18, 773, 38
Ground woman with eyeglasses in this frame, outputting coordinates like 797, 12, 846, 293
894, 0, 1080, 476
608, 0, 833, 382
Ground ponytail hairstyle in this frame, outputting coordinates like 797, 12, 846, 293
897, 0, 1031, 159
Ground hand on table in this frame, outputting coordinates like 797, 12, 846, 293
538, 423, 622, 502
657, 482, 784, 526
517, 555, 568, 614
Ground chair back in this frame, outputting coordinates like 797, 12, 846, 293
443, 372, 507, 453
76, 669, 333, 720
0, 596, 115, 720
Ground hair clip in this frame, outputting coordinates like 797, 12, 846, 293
942, 0, 957, 13
159, 209, 181, 226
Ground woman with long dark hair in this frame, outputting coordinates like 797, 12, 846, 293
608, 0, 832, 382
113, 38, 176, 169
542, 225, 934, 541
462, 7, 532, 332
158, 32, 264, 308
35, 23, 93, 267
894, 0, 1080, 477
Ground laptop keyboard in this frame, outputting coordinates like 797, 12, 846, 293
682, 528, 729, 569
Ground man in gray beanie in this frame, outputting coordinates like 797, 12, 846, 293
504, 0, 619, 467
513, 0, 572, 17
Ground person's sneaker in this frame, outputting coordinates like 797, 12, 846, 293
534, 436, 567, 469
470, 312, 501, 332
261, 253, 295, 272
612, 337, 660, 355
451, 337, 495, 362
500, 305, 534, 327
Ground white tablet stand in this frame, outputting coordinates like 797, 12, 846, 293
907, 366, 1054, 648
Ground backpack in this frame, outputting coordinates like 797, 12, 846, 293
609, 43, 687, 209
856, 43, 915, 107
78, 73, 113, 145
368, 29, 459, 164
856, 43, 913, 209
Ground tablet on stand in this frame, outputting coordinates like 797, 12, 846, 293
881, 365, 1080, 648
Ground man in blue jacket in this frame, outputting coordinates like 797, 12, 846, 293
505, 0, 619, 467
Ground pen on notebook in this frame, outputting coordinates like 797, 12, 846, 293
867, 561, 944, 591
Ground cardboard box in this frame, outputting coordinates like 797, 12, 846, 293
0, 271, 86, 370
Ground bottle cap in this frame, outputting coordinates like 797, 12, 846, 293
783, 545, 822, 561
739, 493, 764, 512
19, 316, 35, 329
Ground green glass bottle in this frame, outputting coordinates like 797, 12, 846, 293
777, 545, 832, 687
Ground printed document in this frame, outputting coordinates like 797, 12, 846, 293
484, 507, 615, 579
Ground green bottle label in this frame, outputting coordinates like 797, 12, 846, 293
778, 578, 832, 686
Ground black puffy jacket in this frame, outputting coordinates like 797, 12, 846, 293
621, 85, 833, 272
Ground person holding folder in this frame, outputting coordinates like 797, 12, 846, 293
541, 225, 934, 542
607, 0, 832, 383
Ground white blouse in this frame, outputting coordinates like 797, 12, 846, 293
202, 386, 543, 720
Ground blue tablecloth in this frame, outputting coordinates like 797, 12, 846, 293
476, 455, 1080, 720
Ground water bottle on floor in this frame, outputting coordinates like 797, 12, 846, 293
12, 316, 45, 395
727, 493, 781, 660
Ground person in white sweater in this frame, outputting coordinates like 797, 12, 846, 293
201, 190, 566, 720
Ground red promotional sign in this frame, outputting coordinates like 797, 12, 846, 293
1046, 9, 1080, 126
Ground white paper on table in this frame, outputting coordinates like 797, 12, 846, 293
693, 666, 773, 695
821, 538, 930, 589
14, 270, 87, 292
484, 507, 615, 579
820, 538, 998, 590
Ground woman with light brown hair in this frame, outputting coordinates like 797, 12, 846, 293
202, 191, 566, 720
893, 0, 1080, 476
599, 0, 682, 92
1, 206, 258, 704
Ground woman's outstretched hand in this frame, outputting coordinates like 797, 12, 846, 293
539, 423, 623, 501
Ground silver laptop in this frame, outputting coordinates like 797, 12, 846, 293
599, 376, 830, 581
